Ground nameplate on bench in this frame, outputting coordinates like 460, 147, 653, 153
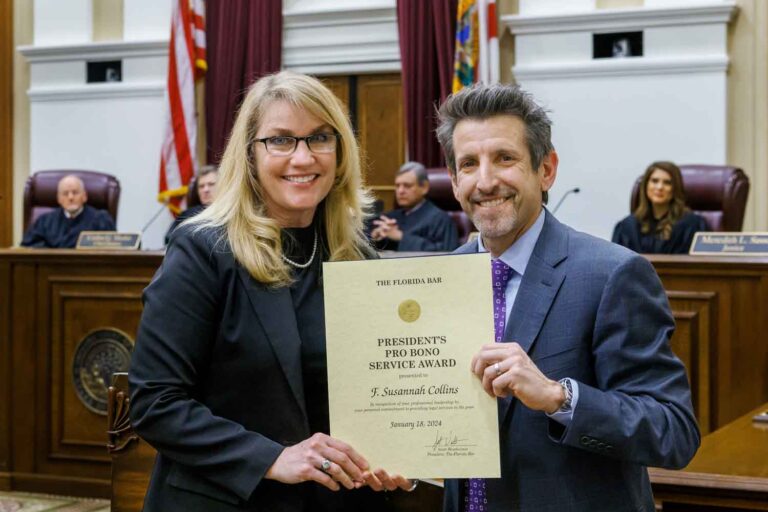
76, 231, 141, 250
689, 232, 768, 256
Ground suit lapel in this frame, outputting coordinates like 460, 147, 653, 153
237, 268, 308, 423
500, 211, 568, 424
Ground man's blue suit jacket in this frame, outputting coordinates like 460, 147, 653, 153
444, 210, 700, 512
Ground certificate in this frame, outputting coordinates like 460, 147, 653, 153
323, 254, 500, 479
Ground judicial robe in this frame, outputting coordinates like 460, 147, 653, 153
165, 204, 205, 245
375, 199, 458, 252
21, 205, 115, 248
611, 211, 708, 254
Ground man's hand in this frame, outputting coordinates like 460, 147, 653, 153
471, 343, 565, 414
371, 215, 403, 242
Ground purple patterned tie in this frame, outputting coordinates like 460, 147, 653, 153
465, 259, 513, 512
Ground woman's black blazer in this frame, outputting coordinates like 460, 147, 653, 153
129, 226, 317, 511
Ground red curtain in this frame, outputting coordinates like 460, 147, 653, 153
396, 0, 457, 168
205, 0, 283, 165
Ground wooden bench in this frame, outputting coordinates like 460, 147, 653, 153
650, 402, 768, 511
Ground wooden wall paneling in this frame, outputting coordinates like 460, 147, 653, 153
48, 277, 145, 467
10, 262, 37, 476
0, 0, 12, 247
668, 311, 698, 411
667, 291, 717, 434
319, 76, 350, 114
1, 250, 163, 498
0, 260, 10, 487
34, 266, 151, 495
653, 259, 768, 429
356, 74, 404, 212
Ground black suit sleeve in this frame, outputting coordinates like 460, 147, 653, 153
129, 230, 284, 501
550, 254, 700, 469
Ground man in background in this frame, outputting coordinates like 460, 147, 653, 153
371, 161, 458, 252
21, 174, 115, 248
437, 83, 699, 511
165, 165, 218, 244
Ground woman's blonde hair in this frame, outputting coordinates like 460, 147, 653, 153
188, 71, 373, 286
633, 161, 690, 240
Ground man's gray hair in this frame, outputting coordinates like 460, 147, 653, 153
397, 161, 428, 185
198, 164, 218, 178
436, 83, 554, 202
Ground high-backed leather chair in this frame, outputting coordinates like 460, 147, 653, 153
426, 167, 476, 244
23, 170, 121, 231
630, 164, 750, 231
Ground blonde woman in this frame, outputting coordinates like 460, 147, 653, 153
130, 72, 413, 512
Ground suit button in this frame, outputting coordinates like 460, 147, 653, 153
580, 435, 591, 445
597, 442, 605, 450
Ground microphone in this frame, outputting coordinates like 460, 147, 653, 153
139, 201, 172, 249
551, 187, 581, 215
141, 202, 171, 233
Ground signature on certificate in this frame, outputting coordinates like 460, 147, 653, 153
430, 430, 471, 451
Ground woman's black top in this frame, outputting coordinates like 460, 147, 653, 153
283, 225, 393, 512
612, 211, 709, 254
283, 224, 328, 436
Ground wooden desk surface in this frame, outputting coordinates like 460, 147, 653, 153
650, 402, 768, 510
0, 247, 165, 262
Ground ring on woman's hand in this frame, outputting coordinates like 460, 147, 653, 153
321, 459, 332, 472
407, 479, 419, 492
493, 362, 501, 376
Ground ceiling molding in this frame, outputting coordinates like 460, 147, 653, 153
503, 1, 737, 35
18, 40, 168, 63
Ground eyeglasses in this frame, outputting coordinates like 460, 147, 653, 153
255, 133, 339, 156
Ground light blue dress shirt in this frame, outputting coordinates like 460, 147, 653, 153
477, 208, 579, 425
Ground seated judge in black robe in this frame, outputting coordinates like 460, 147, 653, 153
21, 175, 115, 248
371, 162, 458, 251
129, 72, 416, 512
164, 165, 218, 245
613, 161, 708, 254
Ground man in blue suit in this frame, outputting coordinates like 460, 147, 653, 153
435, 83, 700, 511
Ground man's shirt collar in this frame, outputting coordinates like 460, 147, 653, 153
63, 206, 84, 219
404, 199, 426, 216
477, 208, 546, 277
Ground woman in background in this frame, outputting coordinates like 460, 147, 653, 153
129, 71, 413, 512
613, 161, 708, 254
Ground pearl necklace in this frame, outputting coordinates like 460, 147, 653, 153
281, 230, 318, 269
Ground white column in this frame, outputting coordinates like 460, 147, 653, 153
34, 0, 92, 45
123, 0, 172, 41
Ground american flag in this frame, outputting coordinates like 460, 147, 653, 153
158, 0, 206, 214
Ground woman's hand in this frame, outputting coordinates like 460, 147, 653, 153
364, 468, 418, 492
265, 433, 370, 491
